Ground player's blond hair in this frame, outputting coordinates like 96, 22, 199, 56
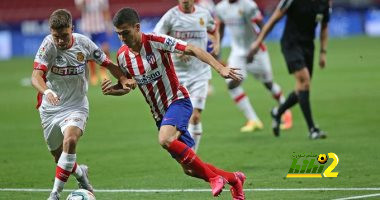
49, 9, 72, 30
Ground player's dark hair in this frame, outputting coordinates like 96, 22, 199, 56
113, 7, 140, 27
49, 9, 72, 30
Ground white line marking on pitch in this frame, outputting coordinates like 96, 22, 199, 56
333, 193, 380, 200
1, 188, 380, 193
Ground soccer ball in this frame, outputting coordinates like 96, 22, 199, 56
317, 154, 328, 164
66, 189, 96, 200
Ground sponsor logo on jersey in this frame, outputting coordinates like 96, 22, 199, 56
199, 17, 205, 26
146, 53, 156, 65
173, 31, 206, 40
134, 68, 162, 85
51, 64, 86, 76
77, 52, 85, 62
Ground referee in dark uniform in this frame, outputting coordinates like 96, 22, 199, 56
248, 0, 331, 139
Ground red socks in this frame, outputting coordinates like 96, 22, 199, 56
205, 163, 238, 185
167, 140, 217, 181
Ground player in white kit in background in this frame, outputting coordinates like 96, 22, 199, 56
74, 0, 112, 85
154, 0, 219, 153
31, 9, 134, 200
215, 0, 292, 132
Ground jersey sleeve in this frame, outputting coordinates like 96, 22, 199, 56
33, 36, 55, 73
149, 33, 188, 54
278, 0, 294, 11
153, 11, 172, 34
86, 37, 111, 67
245, 0, 263, 24
206, 11, 216, 34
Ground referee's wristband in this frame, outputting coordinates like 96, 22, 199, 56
43, 89, 58, 98
320, 49, 327, 54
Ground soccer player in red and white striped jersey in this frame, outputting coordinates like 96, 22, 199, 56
102, 7, 246, 199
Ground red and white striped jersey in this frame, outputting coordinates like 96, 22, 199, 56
75, 0, 109, 34
216, 0, 264, 56
117, 33, 190, 121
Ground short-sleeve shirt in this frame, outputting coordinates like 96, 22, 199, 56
116, 33, 190, 122
216, 0, 263, 56
34, 33, 110, 111
279, 0, 331, 45
153, 5, 216, 83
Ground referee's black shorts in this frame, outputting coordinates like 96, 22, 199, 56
281, 41, 315, 76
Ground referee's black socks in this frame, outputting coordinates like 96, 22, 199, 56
297, 90, 315, 130
277, 91, 298, 116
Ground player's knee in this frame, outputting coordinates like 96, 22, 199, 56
191, 112, 201, 124
63, 136, 78, 149
158, 135, 172, 149
227, 80, 242, 89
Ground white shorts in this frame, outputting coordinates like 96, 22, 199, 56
39, 107, 88, 151
183, 80, 209, 110
228, 50, 273, 83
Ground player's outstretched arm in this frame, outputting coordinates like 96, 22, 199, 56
103, 62, 137, 90
247, 7, 286, 63
31, 69, 60, 106
183, 44, 242, 81
101, 79, 134, 96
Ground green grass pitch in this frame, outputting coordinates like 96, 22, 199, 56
0, 36, 379, 199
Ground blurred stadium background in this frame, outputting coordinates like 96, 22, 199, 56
0, 1, 379, 200
1, 0, 380, 59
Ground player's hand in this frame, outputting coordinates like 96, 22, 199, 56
101, 79, 131, 96
218, 67, 242, 81
247, 41, 260, 63
177, 53, 191, 63
44, 89, 60, 106
120, 77, 137, 90
319, 52, 327, 69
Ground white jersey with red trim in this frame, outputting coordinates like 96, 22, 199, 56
216, 0, 263, 56
153, 5, 215, 83
117, 33, 190, 121
34, 33, 109, 111
75, 0, 109, 34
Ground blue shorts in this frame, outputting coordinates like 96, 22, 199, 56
156, 98, 195, 148
90, 32, 108, 46
207, 39, 213, 53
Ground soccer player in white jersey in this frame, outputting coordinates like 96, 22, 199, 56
215, 0, 293, 132
153, 0, 219, 153
31, 9, 134, 200
102, 7, 245, 199
75, 0, 112, 85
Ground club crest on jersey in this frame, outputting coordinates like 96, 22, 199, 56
77, 52, 85, 62
199, 17, 205, 26
238, 9, 244, 16
146, 53, 156, 65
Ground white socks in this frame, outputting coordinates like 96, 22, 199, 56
188, 123, 202, 153
271, 82, 285, 104
52, 152, 76, 193
229, 86, 260, 121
